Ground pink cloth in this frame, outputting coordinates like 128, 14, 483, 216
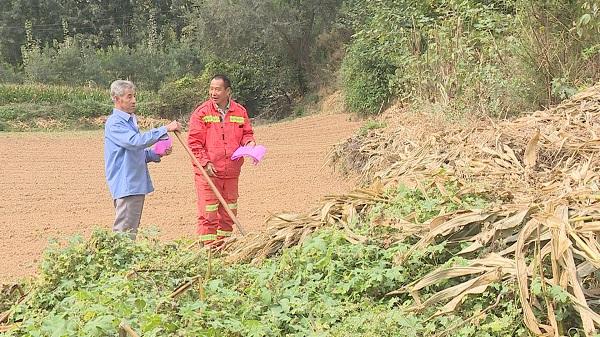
153, 137, 172, 156
231, 145, 267, 164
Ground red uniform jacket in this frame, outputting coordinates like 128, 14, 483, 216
188, 99, 255, 178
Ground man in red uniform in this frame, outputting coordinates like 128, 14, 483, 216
188, 75, 255, 246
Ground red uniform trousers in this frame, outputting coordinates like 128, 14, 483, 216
195, 174, 239, 243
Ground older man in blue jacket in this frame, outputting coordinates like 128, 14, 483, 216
104, 79, 181, 239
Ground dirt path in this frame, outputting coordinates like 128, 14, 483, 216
0, 113, 361, 282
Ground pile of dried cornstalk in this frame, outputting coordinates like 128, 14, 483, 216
223, 187, 384, 263
224, 84, 600, 335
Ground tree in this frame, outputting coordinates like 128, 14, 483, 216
182, 0, 345, 117
0, 0, 195, 65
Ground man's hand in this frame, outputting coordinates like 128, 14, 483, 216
204, 162, 217, 177
166, 121, 182, 132
245, 141, 256, 147
161, 147, 173, 156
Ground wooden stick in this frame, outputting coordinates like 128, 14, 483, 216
173, 131, 246, 236
0, 311, 10, 324
169, 275, 202, 299
0, 288, 28, 324
0, 324, 16, 333
8, 284, 24, 297
119, 321, 140, 337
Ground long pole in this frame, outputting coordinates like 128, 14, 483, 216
173, 131, 246, 236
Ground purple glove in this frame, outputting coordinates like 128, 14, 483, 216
154, 137, 173, 156
231, 145, 267, 164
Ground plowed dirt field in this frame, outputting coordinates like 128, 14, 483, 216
0, 113, 360, 281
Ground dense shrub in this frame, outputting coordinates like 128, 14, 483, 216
0, 84, 107, 104
156, 76, 204, 120
0, 84, 160, 130
22, 40, 205, 92
198, 58, 285, 118
341, 0, 600, 117
0, 62, 23, 84
341, 40, 394, 115
514, 0, 600, 107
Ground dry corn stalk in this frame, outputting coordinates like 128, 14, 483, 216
223, 188, 385, 263
222, 83, 600, 336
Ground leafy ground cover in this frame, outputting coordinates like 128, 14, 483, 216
0, 84, 163, 131
0, 182, 532, 337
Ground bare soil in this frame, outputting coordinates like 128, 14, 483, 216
0, 113, 361, 282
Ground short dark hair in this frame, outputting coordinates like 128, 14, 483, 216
212, 74, 231, 89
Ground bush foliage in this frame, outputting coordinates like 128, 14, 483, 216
341, 0, 600, 116
1, 0, 599, 126
0, 184, 532, 337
